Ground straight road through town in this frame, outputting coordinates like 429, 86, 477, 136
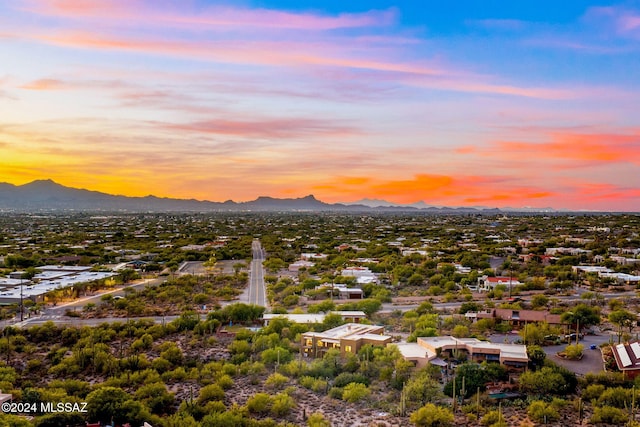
248, 240, 268, 308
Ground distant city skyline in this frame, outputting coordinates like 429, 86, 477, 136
1, 1, 639, 211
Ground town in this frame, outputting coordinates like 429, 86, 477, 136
0, 211, 639, 426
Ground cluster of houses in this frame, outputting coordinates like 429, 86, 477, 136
572, 266, 640, 285
261, 308, 557, 372
297, 318, 529, 370
0, 266, 117, 305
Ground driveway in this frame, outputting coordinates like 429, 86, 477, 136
488, 332, 616, 376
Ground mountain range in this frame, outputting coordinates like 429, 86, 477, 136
0, 179, 549, 213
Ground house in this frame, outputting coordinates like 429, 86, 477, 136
262, 310, 366, 326
288, 260, 315, 272
610, 341, 640, 378
314, 283, 364, 300
301, 253, 328, 260
395, 342, 440, 369
572, 266, 640, 285
301, 323, 392, 357
397, 336, 528, 370
467, 309, 564, 329
337, 287, 364, 300
477, 275, 522, 293
340, 267, 377, 284
572, 266, 612, 274
545, 247, 592, 256
402, 249, 428, 257
600, 273, 640, 285
610, 256, 640, 266
518, 254, 553, 265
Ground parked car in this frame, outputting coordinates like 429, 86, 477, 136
564, 333, 584, 342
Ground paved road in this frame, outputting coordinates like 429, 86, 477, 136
47, 277, 166, 313
14, 315, 180, 328
248, 240, 268, 308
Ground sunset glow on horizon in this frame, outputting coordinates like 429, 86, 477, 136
1, 0, 640, 211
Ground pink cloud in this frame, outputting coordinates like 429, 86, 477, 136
37, 31, 448, 78
161, 118, 360, 140
585, 5, 640, 37
8, 2, 585, 100
620, 14, 640, 31
31, 31, 578, 100
21, 0, 397, 30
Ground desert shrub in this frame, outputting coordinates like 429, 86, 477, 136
197, 384, 224, 405
265, 372, 288, 389
527, 401, 559, 423
582, 384, 605, 400
333, 372, 369, 388
342, 382, 369, 403
590, 405, 628, 424
307, 412, 331, 427
271, 393, 295, 416
597, 386, 633, 409
563, 344, 583, 360
481, 410, 507, 427
246, 393, 272, 414
410, 403, 454, 427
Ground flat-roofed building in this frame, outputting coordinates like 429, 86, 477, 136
395, 342, 436, 369
301, 323, 391, 357
288, 260, 315, 272
397, 336, 528, 370
262, 313, 325, 326
477, 276, 523, 293
262, 310, 366, 326
416, 336, 528, 369
467, 308, 564, 329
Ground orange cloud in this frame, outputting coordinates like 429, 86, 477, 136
497, 131, 640, 164
371, 174, 455, 201
455, 146, 477, 154
296, 173, 559, 208
464, 191, 554, 204
20, 78, 65, 90
341, 177, 371, 186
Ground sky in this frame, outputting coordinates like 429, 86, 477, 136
1, 0, 639, 211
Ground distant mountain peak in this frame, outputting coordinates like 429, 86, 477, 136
25, 178, 58, 187
0, 178, 565, 213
